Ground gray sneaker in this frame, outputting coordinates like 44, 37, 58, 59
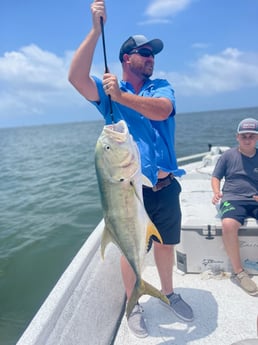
127, 303, 148, 338
232, 270, 258, 296
160, 292, 194, 322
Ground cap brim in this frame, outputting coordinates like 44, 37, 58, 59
138, 38, 163, 55
238, 130, 258, 134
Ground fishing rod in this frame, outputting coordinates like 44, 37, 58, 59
100, 16, 114, 123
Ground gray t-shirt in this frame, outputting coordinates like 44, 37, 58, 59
212, 147, 258, 202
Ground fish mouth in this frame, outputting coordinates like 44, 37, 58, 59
103, 121, 128, 143
97, 120, 140, 182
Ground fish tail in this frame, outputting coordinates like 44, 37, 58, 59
126, 279, 169, 318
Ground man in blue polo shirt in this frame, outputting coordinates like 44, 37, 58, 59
68, 0, 193, 338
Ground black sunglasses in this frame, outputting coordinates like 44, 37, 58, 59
129, 48, 154, 58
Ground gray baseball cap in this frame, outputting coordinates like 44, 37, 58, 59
119, 35, 163, 62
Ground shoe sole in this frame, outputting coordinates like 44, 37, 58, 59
127, 325, 149, 338
159, 299, 194, 322
128, 329, 149, 338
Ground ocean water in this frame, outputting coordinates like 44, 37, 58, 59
0, 107, 257, 344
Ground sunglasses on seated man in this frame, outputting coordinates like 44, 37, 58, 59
128, 48, 154, 58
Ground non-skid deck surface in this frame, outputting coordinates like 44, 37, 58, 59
114, 263, 258, 345
115, 157, 258, 345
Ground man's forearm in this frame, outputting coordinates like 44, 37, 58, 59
115, 92, 172, 121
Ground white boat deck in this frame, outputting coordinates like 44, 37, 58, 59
115, 254, 258, 345
17, 148, 258, 345
115, 149, 258, 345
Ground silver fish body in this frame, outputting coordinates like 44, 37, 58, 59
95, 120, 169, 317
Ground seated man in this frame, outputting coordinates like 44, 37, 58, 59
211, 118, 258, 296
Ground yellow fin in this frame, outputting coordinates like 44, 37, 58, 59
129, 180, 163, 248
146, 220, 163, 251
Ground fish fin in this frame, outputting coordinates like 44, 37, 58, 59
141, 174, 153, 187
101, 225, 121, 259
146, 220, 163, 252
129, 180, 142, 201
101, 226, 113, 260
129, 180, 163, 248
126, 279, 169, 318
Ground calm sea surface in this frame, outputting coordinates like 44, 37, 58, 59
0, 107, 257, 344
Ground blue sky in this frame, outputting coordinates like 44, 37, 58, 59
1, 0, 258, 128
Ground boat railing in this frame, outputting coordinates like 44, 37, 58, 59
177, 146, 230, 165
177, 151, 209, 164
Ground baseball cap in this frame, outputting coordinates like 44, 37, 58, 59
237, 118, 258, 134
119, 35, 163, 62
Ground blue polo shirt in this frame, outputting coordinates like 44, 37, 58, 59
90, 76, 185, 185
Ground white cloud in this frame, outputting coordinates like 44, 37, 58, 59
145, 0, 192, 18
0, 44, 257, 126
0, 45, 69, 89
138, 0, 193, 25
0, 45, 74, 117
160, 48, 258, 95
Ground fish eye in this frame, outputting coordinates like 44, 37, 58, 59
104, 144, 111, 151
119, 178, 124, 182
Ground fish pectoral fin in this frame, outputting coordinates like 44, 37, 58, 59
141, 174, 153, 187
129, 180, 143, 203
126, 279, 169, 318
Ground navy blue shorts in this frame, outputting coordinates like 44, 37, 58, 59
143, 177, 182, 245
220, 200, 258, 225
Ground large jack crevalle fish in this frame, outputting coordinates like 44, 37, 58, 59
95, 120, 169, 318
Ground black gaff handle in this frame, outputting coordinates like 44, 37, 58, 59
100, 16, 114, 123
